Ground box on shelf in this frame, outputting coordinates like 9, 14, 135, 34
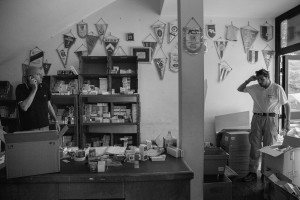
4, 126, 68, 179
260, 135, 300, 187
204, 147, 229, 175
203, 174, 232, 200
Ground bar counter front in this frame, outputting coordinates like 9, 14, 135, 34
0, 155, 193, 200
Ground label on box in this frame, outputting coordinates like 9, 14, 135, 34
218, 167, 224, 172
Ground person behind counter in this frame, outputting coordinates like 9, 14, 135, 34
237, 68, 291, 182
16, 66, 60, 132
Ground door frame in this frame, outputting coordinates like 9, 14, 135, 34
275, 4, 300, 124
275, 4, 300, 83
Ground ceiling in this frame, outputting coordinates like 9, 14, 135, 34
0, 0, 299, 65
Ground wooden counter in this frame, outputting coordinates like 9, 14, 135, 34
0, 155, 193, 200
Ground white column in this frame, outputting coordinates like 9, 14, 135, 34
178, 0, 204, 199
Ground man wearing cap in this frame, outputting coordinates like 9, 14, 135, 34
16, 66, 60, 132
237, 69, 291, 182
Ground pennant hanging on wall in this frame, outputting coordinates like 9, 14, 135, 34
169, 46, 179, 73
56, 42, 69, 67
225, 22, 239, 41
168, 20, 178, 44
260, 21, 273, 42
29, 47, 44, 67
183, 17, 203, 55
262, 50, 275, 69
77, 20, 88, 38
22, 62, 29, 83
214, 39, 228, 60
153, 47, 168, 80
241, 23, 259, 53
74, 44, 88, 59
218, 61, 232, 82
63, 31, 76, 48
206, 24, 216, 39
104, 33, 119, 56
95, 18, 108, 44
86, 33, 99, 55
262, 44, 275, 70
142, 34, 158, 61
247, 49, 259, 64
151, 20, 166, 45
42, 60, 51, 75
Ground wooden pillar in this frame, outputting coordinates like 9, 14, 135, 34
178, 0, 204, 199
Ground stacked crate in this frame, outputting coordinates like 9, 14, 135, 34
220, 130, 250, 177
204, 147, 232, 200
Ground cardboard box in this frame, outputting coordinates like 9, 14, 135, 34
203, 174, 232, 200
4, 126, 68, 179
204, 147, 229, 175
260, 135, 300, 187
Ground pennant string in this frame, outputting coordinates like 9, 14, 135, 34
246, 22, 258, 32
263, 44, 273, 50
96, 18, 107, 24
186, 17, 201, 28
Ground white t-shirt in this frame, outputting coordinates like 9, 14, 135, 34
244, 83, 288, 114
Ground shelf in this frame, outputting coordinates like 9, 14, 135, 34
83, 122, 138, 126
79, 56, 140, 147
80, 94, 139, 103
86, 124, 138, 133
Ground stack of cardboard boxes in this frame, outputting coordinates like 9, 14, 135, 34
220, 129, 250, 177
204, 147, 232, 200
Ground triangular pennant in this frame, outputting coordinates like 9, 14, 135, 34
22, 63, 29, 83
114, 46, 127, 56
29, 47, 44, 67
42, 61, 51, 75
104, 33, 119, 56
262, 50, 275, 70
218, 61, 232, 81
56, 43, 69, 67
151, 20, 166, 45
241, 26, 259, 53
214, 40, 228, 60
169, 54, 178, 73
153, 47, 168, 79
86, 33, 99, 55
95, 18, 108, 44
77, 20, 88, 38
74, 44, 88, 59
225, 23, 239, 41
142, 34, 158, 60
260, 21, 273, 42
247, 50, 259, 64
168, 21, 178, 43
63, 33, 76, 48
154, 58, 167, 80
206, 24, 216, 39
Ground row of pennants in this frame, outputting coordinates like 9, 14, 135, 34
214, 41, 274, 82
54, 19, 178, 80
208, 22, 275, 82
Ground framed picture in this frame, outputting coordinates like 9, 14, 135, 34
131, 47, 151, 63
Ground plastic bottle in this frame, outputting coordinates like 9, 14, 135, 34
165, 131, 173, 147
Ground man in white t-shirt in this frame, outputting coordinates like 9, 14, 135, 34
237, 69, 291, 182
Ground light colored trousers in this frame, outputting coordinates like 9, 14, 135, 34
248, 114, 278, 173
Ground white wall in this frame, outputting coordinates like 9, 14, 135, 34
0, 0, 179, 143
204, 17, 276, 144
